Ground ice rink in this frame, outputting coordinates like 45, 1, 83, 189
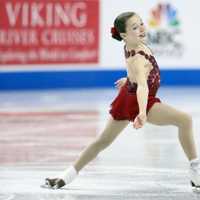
1, 86, 200, 200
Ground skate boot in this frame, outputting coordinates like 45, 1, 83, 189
190, 160, 200, 191
44, 178, 66, 189
42, 166, 77, 189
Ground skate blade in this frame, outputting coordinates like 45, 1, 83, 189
192, 187, 200, 193
191, 181, 200, 193
53, 185, 59, 189
40, 182, 62, 190
41, 184, 64, 190
40, 184, 53, 189
40, 180, 54, 189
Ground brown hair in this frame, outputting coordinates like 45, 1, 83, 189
111, 12, 136, 41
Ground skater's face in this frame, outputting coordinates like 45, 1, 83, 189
120, 15, 146, 45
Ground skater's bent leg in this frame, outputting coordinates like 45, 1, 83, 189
147, 102, 197, 161
74, 117, 129, 172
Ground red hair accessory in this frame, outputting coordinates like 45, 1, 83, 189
111, 27, 120, 37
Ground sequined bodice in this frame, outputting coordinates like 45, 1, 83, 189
124, 48, 160, 96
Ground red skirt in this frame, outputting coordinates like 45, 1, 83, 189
109, 84, 161, 122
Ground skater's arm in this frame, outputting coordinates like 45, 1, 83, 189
129, 55, 149, 114
127, 55, 149, 129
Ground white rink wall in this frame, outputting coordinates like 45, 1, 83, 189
1, 0, 200, 89
100, 0, 200, 69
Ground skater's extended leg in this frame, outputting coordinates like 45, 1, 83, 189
74, 117, 129, 172
45, 117, 129, 189
147, 102, 197, 160
147, 102, 200, 189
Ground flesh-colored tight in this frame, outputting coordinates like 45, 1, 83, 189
74, 102, 197, 172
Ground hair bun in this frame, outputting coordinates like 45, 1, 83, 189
111, 27, 122, 41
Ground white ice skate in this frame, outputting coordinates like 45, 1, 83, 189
190, 161, 200, 192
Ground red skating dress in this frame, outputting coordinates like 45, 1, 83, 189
109, 48, 161, 121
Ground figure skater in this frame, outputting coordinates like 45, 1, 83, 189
44, 12, 200, 190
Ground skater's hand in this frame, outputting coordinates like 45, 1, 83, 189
133, 112, 147, 129
114, 77, 127, 90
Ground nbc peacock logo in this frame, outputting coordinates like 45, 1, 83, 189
147, 3, 184, 57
